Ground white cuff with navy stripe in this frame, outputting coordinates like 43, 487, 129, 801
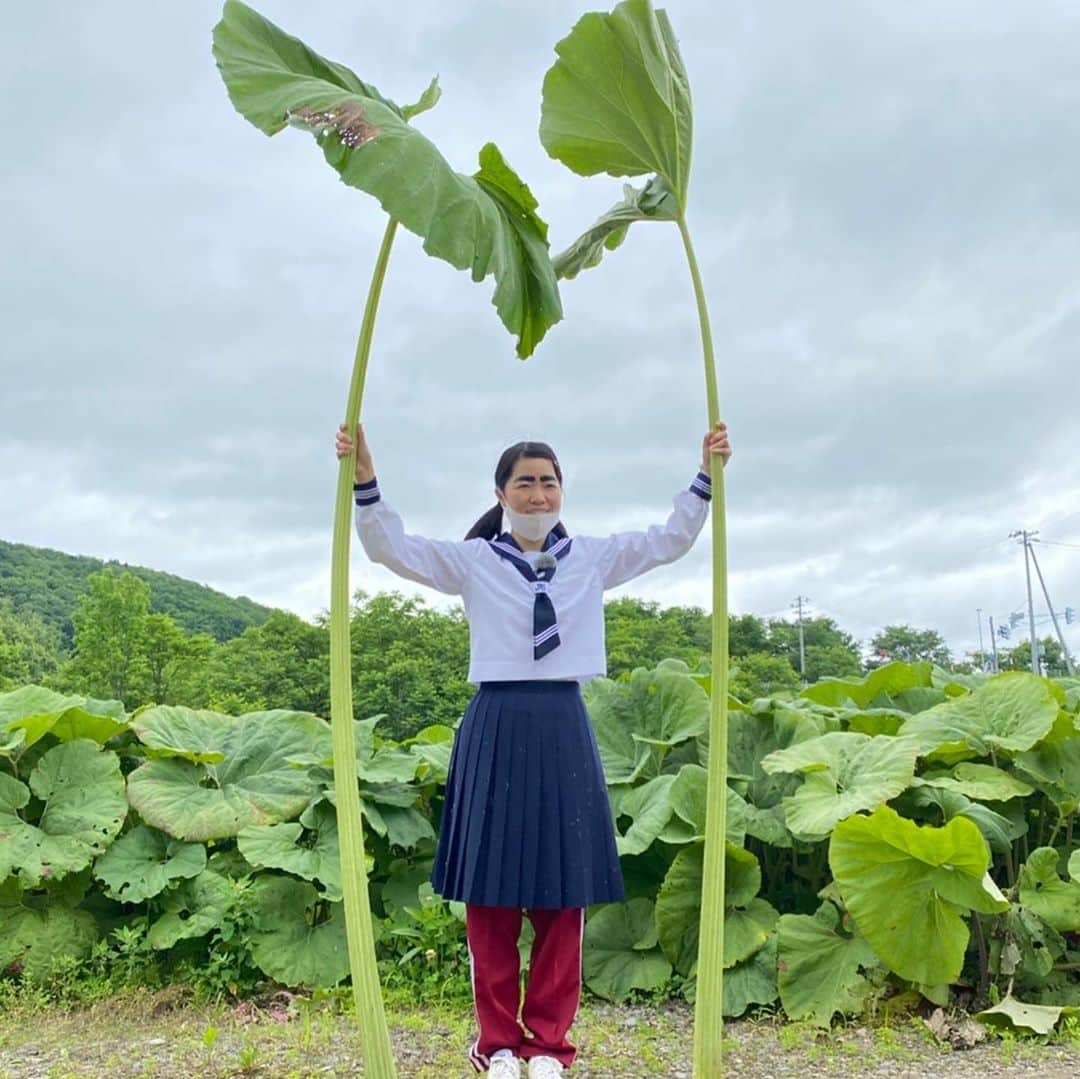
689, 471, 712, 501
353, 477, 381, 506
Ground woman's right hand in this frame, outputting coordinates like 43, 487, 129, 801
336, 422, 376, 484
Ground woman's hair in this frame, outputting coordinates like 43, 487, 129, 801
464, 441, 567, 541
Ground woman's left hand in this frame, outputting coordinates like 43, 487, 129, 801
700, 421, 732, 475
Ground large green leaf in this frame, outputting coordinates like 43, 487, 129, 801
899, 673, 1058, 757
912, 762, 1034, 802
584, 664, 709, 783
0, 893, 98, 983
238, 799, 342, 900
540, 0, 692, 202
655, 843, 776, 976
213, 0, 561, 358
777, 902, 880, 1027
721, 935, 779, 1018
147, 869, 234, 949
1018, 847, 1080, 933
247, 875, 350, 987
761, 732, 918, 841
1015, 736, 1080, 815
801, 662, 933, 709
553, 177, 678, 280
0, 740, 126, 886
657, 765, 747, 847
977, 996, 1079, 1036
615, 773, 676, 856
127, 707, 330, 840
93, 824, 206, 904
0, 685, 127, 750
830, 806, 1008, 985
726, 703, 825, 849
582, 897, 672, 1001
903, 785, 1027, 853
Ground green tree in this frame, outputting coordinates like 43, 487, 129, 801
729, 613, 769, 657
198, 610, 331, 716
348, 592, 472, 740
867, 624, 951, 669
730, 652, 801, 702
766, 617, 861, 681
136, 613, 216, 705
604, 597, 707, 677
63, 569, 151, 702
0, 598, 63, 689
1000, 636, 1070, 677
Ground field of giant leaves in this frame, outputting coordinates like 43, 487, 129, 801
2, 661, 1079, 1031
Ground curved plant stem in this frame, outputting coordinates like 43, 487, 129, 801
329, 216, 399, 1078
678, 214, 729, 1078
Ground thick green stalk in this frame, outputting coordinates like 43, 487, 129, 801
329, 216, 399, 1078
678, 214, 729, 1078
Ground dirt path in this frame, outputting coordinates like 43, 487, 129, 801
1, 995, 1078, 1078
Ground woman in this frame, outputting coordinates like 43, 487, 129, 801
335, 421, 731, 1079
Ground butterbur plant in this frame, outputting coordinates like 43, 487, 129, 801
212, 3, 562, 1074
539, 1, 730, 1073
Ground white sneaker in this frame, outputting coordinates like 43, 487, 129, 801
489, 1049, 521, 1078
527, 1057, 564, 1079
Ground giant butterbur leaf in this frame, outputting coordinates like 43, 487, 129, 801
213, 0, 561, 358
721, 935, 779, 1018
540, 0, 691, 201
584, 663, 710, 783
655, 843, 777, 976
1015, 736, 1080, 815
93, 824, 207, 904
582, 897, 671, 1001
762, 732, 918, 841
777, 902, 880, 1027
899, 672, 1059, 758
247, 875, 350, 988
553, 177, 678, 280
0, 740, 126, 886
147, 869, 235, 949
977, 996, 1080, 1036
0, 685, 127, 750
912, 762, 1034, 803
800, 662, 933, 710
127, 706, 330, 840
829, 806, 1008, 986
0, 896, 98, 983
239, 799, 343, 900
1018, 847, 1080, 933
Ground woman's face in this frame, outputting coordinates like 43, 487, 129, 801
497, 456, 563, 516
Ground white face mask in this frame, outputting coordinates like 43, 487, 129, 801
502, 505, 561, 543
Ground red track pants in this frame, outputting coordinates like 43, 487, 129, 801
465, 904, 584, 1072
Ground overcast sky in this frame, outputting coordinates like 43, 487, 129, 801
3, 0, 1078, 665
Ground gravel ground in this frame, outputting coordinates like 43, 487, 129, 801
1, 993, 1079, 1078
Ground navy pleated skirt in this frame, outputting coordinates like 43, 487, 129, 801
432, 680, 624, 910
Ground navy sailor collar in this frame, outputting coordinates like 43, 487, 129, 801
488, 531, 572, 576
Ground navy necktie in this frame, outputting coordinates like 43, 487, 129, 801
488, 531, 572, 659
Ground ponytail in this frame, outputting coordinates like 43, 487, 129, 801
465, 503, 504, 541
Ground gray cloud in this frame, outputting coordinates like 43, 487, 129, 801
2, 0, 1078, 665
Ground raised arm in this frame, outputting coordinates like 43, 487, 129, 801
337, 424, 474, 595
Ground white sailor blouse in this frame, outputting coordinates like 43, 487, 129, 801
354, 472, 712, 684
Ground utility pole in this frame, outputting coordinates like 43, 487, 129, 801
792, 595, 809, 681
988, 615, 999, 673
976, 608, 985, 672
1011, 530, 1040, 674
1028, 538, 1076, 676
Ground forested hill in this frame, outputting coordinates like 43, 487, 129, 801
0, 539, 274, 647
